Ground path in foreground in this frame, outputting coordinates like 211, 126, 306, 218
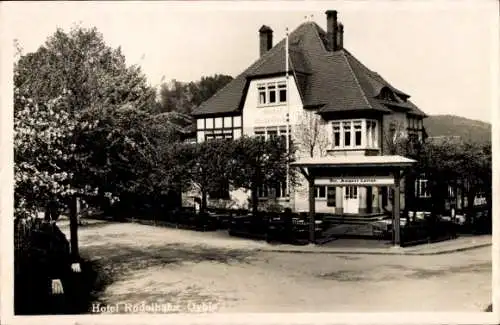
65, 222, 491, 313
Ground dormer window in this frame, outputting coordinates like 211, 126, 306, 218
378, 88, 395, 102
257, 81, 287, 106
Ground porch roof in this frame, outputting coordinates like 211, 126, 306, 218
291, 155, 416, 168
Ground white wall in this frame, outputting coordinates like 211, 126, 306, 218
242, 75, 304, 135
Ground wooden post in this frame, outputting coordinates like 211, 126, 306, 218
308, 177, 316, 244
393, 170, 401, 246
69, 195, 79, 261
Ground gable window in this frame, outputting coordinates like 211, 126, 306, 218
279, 83, 287, 102
268, 84, 276, 103
258, 85, 266, 105
257, 81, 288, 106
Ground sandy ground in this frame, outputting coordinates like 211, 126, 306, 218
60, 221, 492, 313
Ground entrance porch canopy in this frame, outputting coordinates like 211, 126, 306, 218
291, 155, 416, 171
290, 155, 416, 246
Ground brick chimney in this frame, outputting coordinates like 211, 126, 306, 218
337, 22, 344, 50
325, 10, 338, 51
259, 25, 273, 57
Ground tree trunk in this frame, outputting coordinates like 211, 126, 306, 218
251, 184, 259, 217
200, 188, 207, 214
69, 195, 79, 262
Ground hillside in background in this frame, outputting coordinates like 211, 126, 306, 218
424, 115, 491, 145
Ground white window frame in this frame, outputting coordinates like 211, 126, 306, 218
253, 125, 290, 141
315, 186, 327, 199
258, 182, 287, 198
415, 179, 431, 198
344, 186, 358, 199
257, 81, 288, 107
331, 119, 378, 150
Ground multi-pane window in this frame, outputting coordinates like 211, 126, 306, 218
257, 81, 287, 106
315, 186, 327, 199
268, 130, 278, 140
366, 120, 377, 148
268, 84, 276, 104
196, 115, 243, 142
254, 130, 266, 140
407, 116, 424, 142
415, 179, 430, 198
332, 119, 378, 149
326, 186, 336, 207
258, 185, 269, 198
275, 182, 287, 198
258, 182, 287, 198
254, 125, 291, 144
258, 85, 267, 105
354, 121, 362, 146
344, 186, 358, 199
343, 122, 351, 147
333, 123, 341, 147
279, 83, 287, 102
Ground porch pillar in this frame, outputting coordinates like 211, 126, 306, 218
308, 177, 316, 243
359, 187, 367, 214
335, 186, 343, 214
372, 186, 380, 213
393, 170, 401, 246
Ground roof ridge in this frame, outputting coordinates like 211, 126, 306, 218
309, 21, 328, 53
340, 51, 372, 108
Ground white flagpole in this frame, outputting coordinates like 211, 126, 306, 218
285, 27, 290, 199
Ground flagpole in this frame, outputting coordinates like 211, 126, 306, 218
285, 27, 290, 200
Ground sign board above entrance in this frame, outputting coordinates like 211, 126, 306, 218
315, 176, 395, 186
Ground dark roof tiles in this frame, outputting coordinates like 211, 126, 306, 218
192, 21, 426, 118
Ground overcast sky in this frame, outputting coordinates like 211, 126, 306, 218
3, 1, 498, 123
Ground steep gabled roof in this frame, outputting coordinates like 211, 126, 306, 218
192, 21, 426, 118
